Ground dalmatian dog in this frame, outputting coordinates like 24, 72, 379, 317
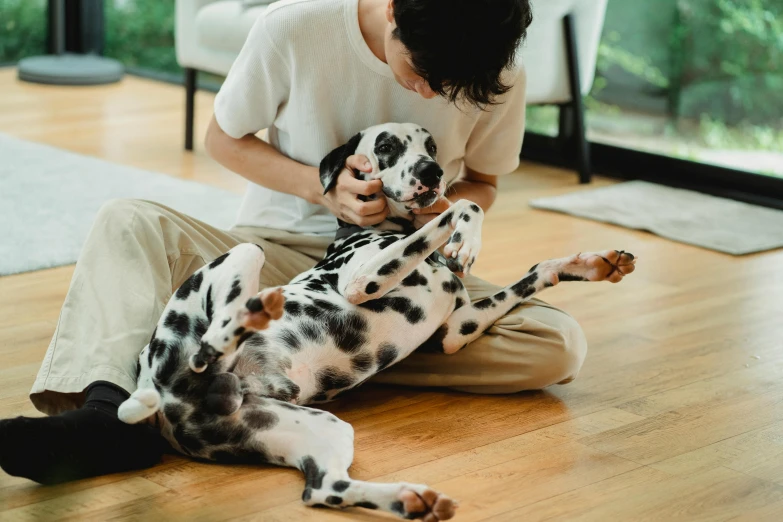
118, 123, 636, 521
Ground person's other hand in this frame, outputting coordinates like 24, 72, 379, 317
321, 155, 388, 226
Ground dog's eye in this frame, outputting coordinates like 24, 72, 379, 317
425, 137, 437, 157
378, 144, 392, 154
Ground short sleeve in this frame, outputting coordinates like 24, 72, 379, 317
464, 65, 527, 176
213, 15, 291, 139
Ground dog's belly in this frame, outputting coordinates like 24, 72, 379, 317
250, 283, 456, 404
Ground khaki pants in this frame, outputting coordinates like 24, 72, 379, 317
31, 199, 587, 415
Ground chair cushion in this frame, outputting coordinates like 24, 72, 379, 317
195, 1, 268, 55
241, 0, 276, 6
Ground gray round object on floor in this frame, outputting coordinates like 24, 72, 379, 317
17, 54, 124, 86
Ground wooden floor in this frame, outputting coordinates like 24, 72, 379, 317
1, 68, 782, 521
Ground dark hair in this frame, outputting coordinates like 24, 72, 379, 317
392, 0, 533, 109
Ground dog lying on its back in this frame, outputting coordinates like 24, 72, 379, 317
118, 123, 636, 521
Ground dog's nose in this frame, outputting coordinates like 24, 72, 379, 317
414, 161, 443, 188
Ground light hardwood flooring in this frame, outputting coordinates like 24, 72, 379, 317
1, 68, 782, 521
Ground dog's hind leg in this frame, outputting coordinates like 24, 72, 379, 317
343, 199, 483, 304
422, 250, 637, 354
303, 474, 457, 521
188, 243, 285, 372
250, 400, 456, 520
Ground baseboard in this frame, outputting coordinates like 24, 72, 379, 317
521, 131, 783, 210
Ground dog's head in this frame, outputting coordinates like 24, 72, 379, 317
319, 123, 445, 212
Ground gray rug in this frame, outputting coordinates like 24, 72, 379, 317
530, 181, 783, 255
0, 134, 243, 276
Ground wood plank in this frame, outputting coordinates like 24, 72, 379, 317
651, 420, 783, 486
373, 407, 645, 486
1, 477, 166, 520
428, 442, 640, 521
490, 466, 783, 522
579, 369, 783, 465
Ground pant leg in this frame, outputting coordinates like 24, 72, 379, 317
370, 275, 588, 393
30, 199, 329, 415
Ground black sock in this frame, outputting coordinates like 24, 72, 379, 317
0, 381, 167, 485
84, 381, 134, 415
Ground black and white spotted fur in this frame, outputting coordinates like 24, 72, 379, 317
119, 123, 636, 520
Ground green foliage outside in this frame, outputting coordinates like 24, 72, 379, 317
104, 0, 180, 75
673, 0, 783, 126
0, 0, 46, 63
528, 0, 783, 165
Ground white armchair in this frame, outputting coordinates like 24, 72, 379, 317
520, 0, 608, 183
175, 0, 607, 182
175, 0, 273, 150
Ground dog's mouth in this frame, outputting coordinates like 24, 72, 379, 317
406, 190, 439, 209
392, 187, 441, 209
384, 188, 440, 208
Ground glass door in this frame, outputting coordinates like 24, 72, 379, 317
527, 0, 783, 179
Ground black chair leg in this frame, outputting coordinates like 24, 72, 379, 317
558, 102, 574, 150
562, 14, 591, 184
184, 67, 197, 151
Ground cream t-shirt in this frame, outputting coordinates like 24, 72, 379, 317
214, 0, 527, 235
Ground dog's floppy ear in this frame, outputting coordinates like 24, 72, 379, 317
319, 132, 363, 194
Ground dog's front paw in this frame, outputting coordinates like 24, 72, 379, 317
443, 209, 482, 276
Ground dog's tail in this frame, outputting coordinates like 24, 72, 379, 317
118, 388, 161, 424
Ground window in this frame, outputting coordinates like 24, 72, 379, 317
0, 0, 47, 64
104, 0, 179, 77
527, 0, 783, 179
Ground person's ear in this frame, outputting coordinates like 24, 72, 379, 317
386, 0, 394, 23
318, 133, 363, 194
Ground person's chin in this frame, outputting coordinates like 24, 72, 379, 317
394, 76, 414, 92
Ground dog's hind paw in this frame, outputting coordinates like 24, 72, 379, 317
554, 250, 637, 284
242, 287, 286, 330
344, 276, 373, 305
396, 485, 457, 521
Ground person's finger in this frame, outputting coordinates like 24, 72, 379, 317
350, 206, 389, 227
342, 176, 384, 196
353, 198, 387, 217
345, 154, 372, 172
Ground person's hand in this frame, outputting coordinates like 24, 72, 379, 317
411, 197, 452, 228
321, 155, 388, 226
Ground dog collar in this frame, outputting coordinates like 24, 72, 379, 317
335, 225, 366, 240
